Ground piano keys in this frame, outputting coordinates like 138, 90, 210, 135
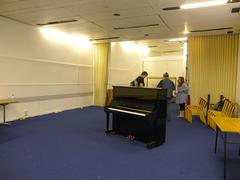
104, 86, 167, 149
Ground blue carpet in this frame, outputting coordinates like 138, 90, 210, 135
0, 104, 239, 180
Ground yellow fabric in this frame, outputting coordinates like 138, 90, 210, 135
93, 43, 110, 106
188, 35, 239, 105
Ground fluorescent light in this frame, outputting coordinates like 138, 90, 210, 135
180, 0, 228, 9
168, 37, 187, 42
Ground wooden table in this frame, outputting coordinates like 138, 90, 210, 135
0, 100, 17, 125
213, 117, 240, 180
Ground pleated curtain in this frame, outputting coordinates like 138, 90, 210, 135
93, 43, 110, 106
188, 34, 239, 104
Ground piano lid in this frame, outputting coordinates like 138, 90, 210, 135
112, 86, 167, 100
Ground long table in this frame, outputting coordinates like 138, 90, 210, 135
0, 100, 17, 125
213, 117, 240, 180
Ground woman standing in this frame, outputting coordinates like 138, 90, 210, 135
176, 76, 189, 118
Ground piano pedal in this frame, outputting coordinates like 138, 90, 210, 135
105, 130, 115, 135
127, 135, 135, 141
146, 141, 162, 149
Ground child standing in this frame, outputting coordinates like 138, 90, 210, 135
176, 76, 189, 118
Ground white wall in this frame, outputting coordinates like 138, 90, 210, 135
236, 34, 240, 117
108, 42, 142, 88
143, 55, 185, 87
0, 17, 93, 122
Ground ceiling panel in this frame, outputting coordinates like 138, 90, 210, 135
71, 6, 156, 22
51, 22, 107, 35
6, 7, 77, 25
104, 0, 149, 10
0, 0, 57, 14
0, 0, 239, 43
115, 25, 175, 40
157, 1, 240, 35
95, 15, 166, 30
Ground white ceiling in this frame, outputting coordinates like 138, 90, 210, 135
0, 0, 239, 52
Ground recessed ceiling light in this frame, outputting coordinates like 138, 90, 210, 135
148, 45, 158, 48
89, 37, 120, 41
180, 0, 228, 9
113, 13, 121, 16
114, 24, 159, 30
190, 27, 233, 32
37, 19, 77, 26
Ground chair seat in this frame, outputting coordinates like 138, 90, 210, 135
185, 97, 207, 124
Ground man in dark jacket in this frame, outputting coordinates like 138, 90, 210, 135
157, 72, 175, 99
157, 72, 176, 122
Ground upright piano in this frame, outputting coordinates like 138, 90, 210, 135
104, 86, 167, 149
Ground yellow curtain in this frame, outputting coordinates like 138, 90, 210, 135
188, 34, 239, 105
94, 43, 110, 106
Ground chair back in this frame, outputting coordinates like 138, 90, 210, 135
224, 102, 236, 117
198, 97, 207, 110
221, 100, 231, 114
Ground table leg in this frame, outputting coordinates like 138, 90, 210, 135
238, 145, 240, 156
215, 127, 219, 154
223, 132, 227, 180
3, 105, 11, 126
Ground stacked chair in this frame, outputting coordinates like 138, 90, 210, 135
185, 97, 208, 124
207, 99, 237, 130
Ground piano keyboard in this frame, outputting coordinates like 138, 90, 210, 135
107, 107, 146, 116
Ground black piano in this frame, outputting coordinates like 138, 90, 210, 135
104, 86, 167, 149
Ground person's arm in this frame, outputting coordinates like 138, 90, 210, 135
157, 80, 163, 88
172, 81, 176, 90
178, 86, 189, 93
139, 77, 145, 87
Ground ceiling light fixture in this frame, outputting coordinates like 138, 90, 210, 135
114, 24, 159, 30
180, 0, 228, 9
168, 37, 187, 42
89, 37, 120, 41
37, 19, 77, 26
113, 13, 121, 16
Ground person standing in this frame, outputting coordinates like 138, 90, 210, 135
157, 72, 175, 122
130, 71, 148, 87
157, 72, 175, 100
176, 76, 189, 118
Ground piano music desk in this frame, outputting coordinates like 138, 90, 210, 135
0, 100, 17, 126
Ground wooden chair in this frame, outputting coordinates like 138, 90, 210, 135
185, 97, 208, 124
208, 100, 236, 130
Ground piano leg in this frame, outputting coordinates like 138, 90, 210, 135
146, 141, 163, 149
105, 112, 115, 134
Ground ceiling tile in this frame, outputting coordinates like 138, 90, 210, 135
95, 15, 166, 31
